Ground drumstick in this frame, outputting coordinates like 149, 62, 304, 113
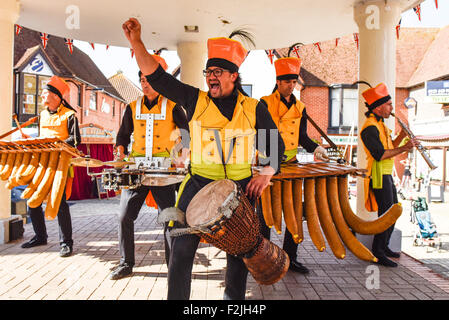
13, 114, 26, 138
0, 115, 38, 140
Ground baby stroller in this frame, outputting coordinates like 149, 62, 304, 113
410, 197, 441, 250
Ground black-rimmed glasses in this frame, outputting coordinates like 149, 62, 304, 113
202, 68, 229, 77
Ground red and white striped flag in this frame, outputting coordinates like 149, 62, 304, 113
15, 24, 22, 35
396, 19, 402, 40
413, 5, 421, 21
106, 45, 109, 50
313, 42, 322, 53
64, 38, 74, 54
265, 49, 275, 64
335, 38, 340, 47
40, 32, 50, 49
90, 43, 95, 50
435, 0, 438, 9
291, 45, 301, 58
353, 33, 359, 49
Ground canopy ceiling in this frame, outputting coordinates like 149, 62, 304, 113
17, 0, 421, 50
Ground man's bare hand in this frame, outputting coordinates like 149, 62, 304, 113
122, 18, 142, 44
245, 166, 275, 199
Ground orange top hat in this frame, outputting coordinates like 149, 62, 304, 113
362, 83, 391, 109
275, 57, 302, 80
46, 76, 70, 97
152, 54, 168, 71
206, 37, 247, 72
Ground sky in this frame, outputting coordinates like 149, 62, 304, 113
74, 0, 449, 91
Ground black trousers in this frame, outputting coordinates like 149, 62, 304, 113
167, 174, 258, 300
28, 190, 73, 247
371, 175, 398, 257
118, 184, 176, 267
258, 204, 299, 261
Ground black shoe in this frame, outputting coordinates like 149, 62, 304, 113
21, 236, 47, 248
289, 260, 310, 274
385, 247, 401, 258
109, 264, 133, 280
59, 244, 73, 257
375, 255, 398, 267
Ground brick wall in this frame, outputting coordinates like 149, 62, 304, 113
301, 86, 329, 142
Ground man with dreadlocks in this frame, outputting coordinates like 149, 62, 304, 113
260, 51, 328, 274
109, 52, 190, 280
359, 82, 416, 267
122, 17, 284, 300
21, 75, 81, 258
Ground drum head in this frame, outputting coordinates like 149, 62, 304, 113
186, 179, 237, 227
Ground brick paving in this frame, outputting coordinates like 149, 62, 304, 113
0, 196, 449, 300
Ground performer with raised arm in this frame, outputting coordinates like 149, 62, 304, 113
122, 18, 284, 300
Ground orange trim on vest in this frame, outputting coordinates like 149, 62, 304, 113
361, 114, 394, 212
129, 96, 179, 156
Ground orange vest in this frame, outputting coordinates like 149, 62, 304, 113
361, 114, 394, 212
189, 90, 258, 180
261, 91, 305, 160
39, 105, 75, 140
129, 96, 179, 157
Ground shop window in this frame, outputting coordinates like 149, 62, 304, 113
17, 73, 51, 120
89, 91, 97, 110
328, 84, 358, 134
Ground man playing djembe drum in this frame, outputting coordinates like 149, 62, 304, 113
122, 18, 285, 300
21, 75, 81, 258
110, 55, 190, 280
260, 54, 328, 274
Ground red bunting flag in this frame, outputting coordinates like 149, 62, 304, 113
396, 19, 402, 40
90, 43, 95, 50
64, 38, 74, 54
131, 48, 134, 58
413, 5, 421, 21
15, 24, 22, 35
313, 42, 322, 53
265, 49, 274, 64
106, 45, 109, 50
353, 33, 359, 49
291, 45, 301, 58
435, 0, 438, 9
335, 38, 339, 47
40, 32, 50, 49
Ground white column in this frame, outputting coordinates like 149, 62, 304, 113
0, 0, 20, 243
354, 0, 402, 220
176, 42, 207, 90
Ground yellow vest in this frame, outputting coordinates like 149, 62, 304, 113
361, 114, 395, 212
39, 105, 75, 140
129, 96, 179, 157
189, 90, 258, 180
261, 91, 305, 161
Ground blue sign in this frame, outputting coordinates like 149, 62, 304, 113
426, 80, 449, 96
30, 57, 44, 72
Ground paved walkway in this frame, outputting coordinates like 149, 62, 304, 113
1, 194, 449, 300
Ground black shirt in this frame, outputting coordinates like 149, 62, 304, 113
360, 113, 386, 161
261, 93, 318, 154
116, 95, 190, 152
145, 66, 285, 170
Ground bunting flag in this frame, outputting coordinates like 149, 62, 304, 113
40, 32, 50, 49
90, 43, 95, 50
64, 38, 74, 54
353, 33, 359, 49
291, 45, 301, 58
413, 4, 421, 21
106, 45, 109, 50
15, 24, 22, 35
130, 48, 134, 58
265, 49, 275, 64
335, 37, 339, 47
435, 0, 438, 9
396, 19, 402, 40
313, 42, 322, 53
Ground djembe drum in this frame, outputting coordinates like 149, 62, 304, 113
184, 179, 289, 285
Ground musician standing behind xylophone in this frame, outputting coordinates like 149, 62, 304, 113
110, 56, 190, 280
259, 55, 328, 275
122, 18, 285, 300
359, 82, 417, 267
21, 75, 81, 258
